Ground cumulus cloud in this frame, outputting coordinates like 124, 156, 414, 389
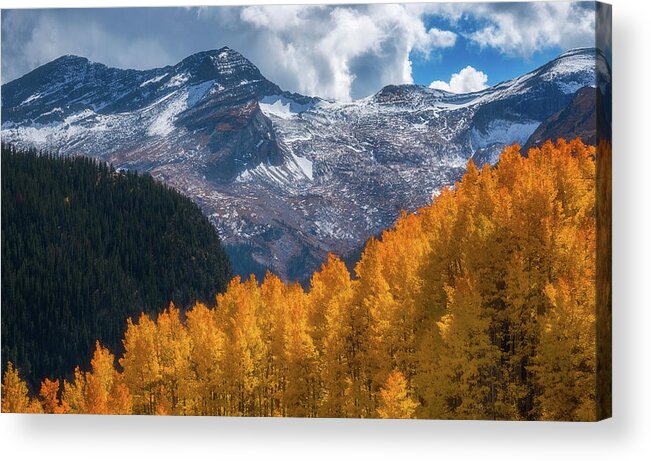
239, 4, 312, 32
429, 66, 488, 93
1, 10, 175, 83
2, 3, 598, 98
236, 4, 456, 101
430, 1, 596, 57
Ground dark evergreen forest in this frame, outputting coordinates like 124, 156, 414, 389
1, 144, 232, 388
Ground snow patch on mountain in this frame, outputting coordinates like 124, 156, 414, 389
543, 49, 598, 94
259, 95, 315, 119
547, 49, 597, 78
37, 107, 64, 119
290, 153, 313, 180
163, 73, 189, 89
236, 151, 313, 187
147, 96, 186, 136
187, 81, 215, 107
471, 120, 540, 149
64, 109, 96, 125
140, 73, 168, 87
147, 82, 215, 136
4, 108, 115, 147
20, 93, 42, 106
557, 79, 595, 95
4, 123, 58, 145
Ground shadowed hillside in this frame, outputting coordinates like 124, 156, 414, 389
1, 144, 232, 388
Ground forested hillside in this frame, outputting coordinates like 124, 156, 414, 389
3, 139, 602, 420
1, 144, 232, 388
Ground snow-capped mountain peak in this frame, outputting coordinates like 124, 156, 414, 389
1, 47, 610, 280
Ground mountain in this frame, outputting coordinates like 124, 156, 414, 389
1, 47, 612, 280
523, 84, 612, 152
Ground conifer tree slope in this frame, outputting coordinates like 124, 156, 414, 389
1, 144, 232, 389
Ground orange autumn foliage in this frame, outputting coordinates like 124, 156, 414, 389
3, 139, 602, 420
39, 378, 67, 414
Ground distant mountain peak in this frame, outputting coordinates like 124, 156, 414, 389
175, 47, 265, 83
178, 47, 238, 64
25, 54, 96, 80
53, 54, 90, 64
559, 47, 596, 56
557, 47, 606, 59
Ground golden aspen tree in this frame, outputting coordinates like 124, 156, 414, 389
282, 283, 317, 416
431, 277, 498, 419
81, 342, 133, 414
186, 302, 224, 415
502, 145, 558, 418
374, 212, 427, 381
259, 273, 289, 416
62, 367, 87, 414
377, 369, 418, 419
1, 363, 41, 413
84, 377, 109, 414
108, 381, 133, 415
309, 254, 354, 417
84, 342, 113, 414
416, 139, 596, 420
217, 276, 266, 416
120, 313, 161, 414
344, 237, 384, 417
155, 384, 172, 415
413, 188, 462, 417
39, 378, 67, 414
501, 140, 595, 419
532, 281, 596, 421
155, 303, 193, 415
355, 239, 400, 414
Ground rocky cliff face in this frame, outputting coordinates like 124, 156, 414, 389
523, 84, 612, 152
1, 47, 611, 281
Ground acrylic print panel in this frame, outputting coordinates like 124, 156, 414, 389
0, 2, 611, 420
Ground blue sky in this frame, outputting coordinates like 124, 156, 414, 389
411, 14, 563, 88
1, 3, 600, 100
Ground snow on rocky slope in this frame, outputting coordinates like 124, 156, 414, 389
1, 47, 611, 280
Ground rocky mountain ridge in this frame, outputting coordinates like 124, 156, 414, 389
1, 47, 611, 280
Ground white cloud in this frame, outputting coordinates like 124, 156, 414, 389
429, 66, 488, 94
2, 3, 597, 98
239, 5, 313, 32
430, 2, 596, 58
238, 4, 456, 101
2, 12, 174, 84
